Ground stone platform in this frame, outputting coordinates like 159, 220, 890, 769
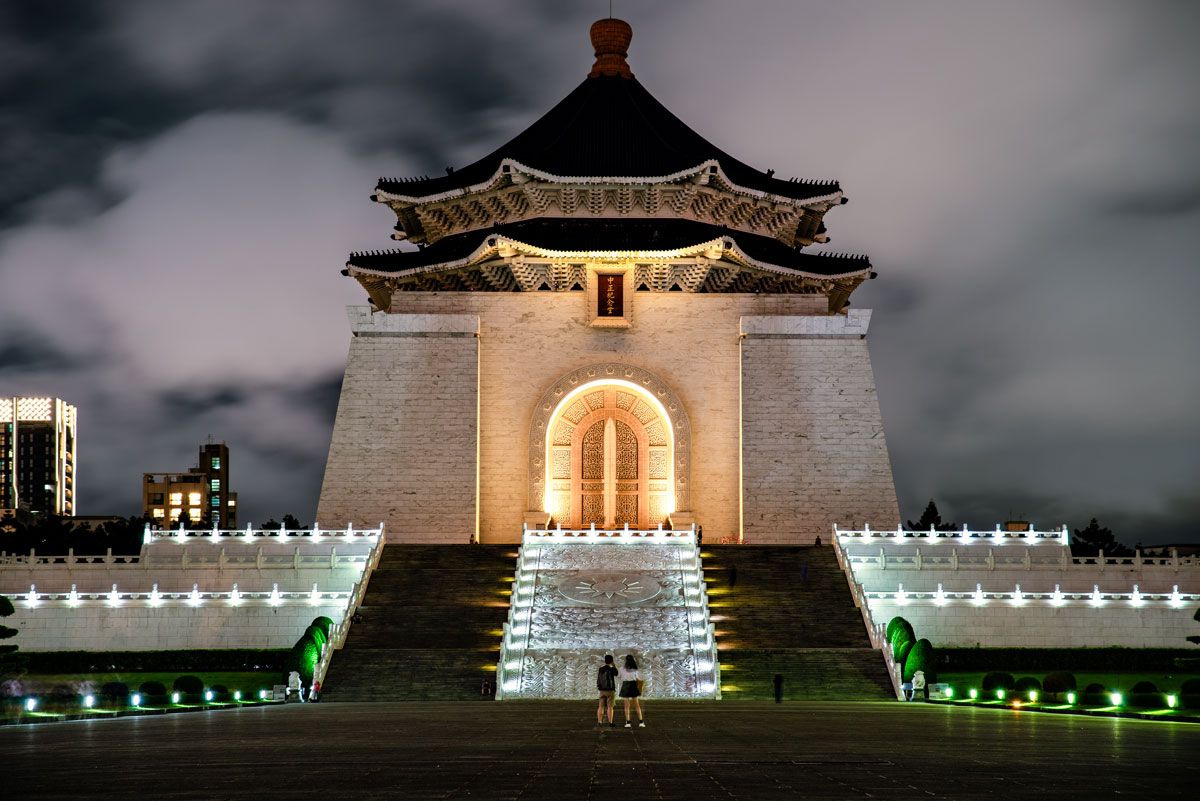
8, 701, 1198, 799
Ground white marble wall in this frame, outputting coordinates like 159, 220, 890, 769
839, 538, 1200, 648
0, 535, 376, 652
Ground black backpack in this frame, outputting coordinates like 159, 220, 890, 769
597, 665, 616, 691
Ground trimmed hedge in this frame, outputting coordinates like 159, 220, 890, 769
894, 640, 914, 667
283, 639, 320, 683
304, 625, 327, 648
887, 617, 915, 649
982, 672, 1015, 692
311, 616, 334, 638
936, 648, 1200, 673
1015, 676, 1042, 695
24, 649, 287, 674
903, 638, 936, 683
1043, 672, 1077, 694
138, 681, 167, 697
173, 675, 204, 694
100, 681, 129, 699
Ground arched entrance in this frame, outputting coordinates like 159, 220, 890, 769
556, 386, 669, 528
527, 363, 693, 529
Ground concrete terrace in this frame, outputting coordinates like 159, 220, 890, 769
8, 700, 1198, 800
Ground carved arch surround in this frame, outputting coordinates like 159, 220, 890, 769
527, 363, 692, 521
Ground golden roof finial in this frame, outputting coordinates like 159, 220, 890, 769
588, 18, 634, 79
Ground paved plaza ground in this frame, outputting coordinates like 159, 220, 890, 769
7, 700, 1197, 799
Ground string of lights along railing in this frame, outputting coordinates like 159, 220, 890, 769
834, 523, 1070, 545
842, 550, 1199, 571
870, 582, 1196, 607
4, 582, 353, 608
144, 522, 385, 544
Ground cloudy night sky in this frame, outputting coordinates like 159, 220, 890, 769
2, 1, 1198, 546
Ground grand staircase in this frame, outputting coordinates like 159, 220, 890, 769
702, 545, 894, 700
321, 545, 515, 701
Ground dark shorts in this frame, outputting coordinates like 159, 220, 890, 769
619, 680, 640, 698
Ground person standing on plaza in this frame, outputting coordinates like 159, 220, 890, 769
597, 654, 618, 726
618, 654, 645, 727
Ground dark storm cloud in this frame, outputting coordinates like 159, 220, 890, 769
2, 1, 1198, 542
159, 386, 248, 419
0, 330, 87, 374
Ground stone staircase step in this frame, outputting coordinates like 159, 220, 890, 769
701, 545, 893, 701
322, 546, 513, 701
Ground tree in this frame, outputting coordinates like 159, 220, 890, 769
281, 514, 304, 530
906, 500, 957, 531
0, 595, 27, 680
1188, 606, 1200, 646
1071, 518, 1133, 557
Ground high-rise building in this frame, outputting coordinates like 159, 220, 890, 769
143, 442, 238, 529
0, 396, 77, 515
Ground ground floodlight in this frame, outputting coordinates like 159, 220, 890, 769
996, 689, 1005, 700
204, 690, 214, 702
946, 687, 954, 698
969, 688, 978, 700
25, 698, 37, 712
84, 695, 95, 708
1167, 694, 1177, 708
259, 689, 268, 700
1067, 692, 1076, 704
131, 694, 142, 707
172, 692, 181, 704
1110, 692, 1122, 706
234, 690, 242, 701
1029, 690, 1038, 702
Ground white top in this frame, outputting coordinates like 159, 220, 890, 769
618, 666, 640, 682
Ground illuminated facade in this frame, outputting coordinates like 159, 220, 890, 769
0, 396, 77, 515
142, 442, 238, 528
318, 19, 900, 543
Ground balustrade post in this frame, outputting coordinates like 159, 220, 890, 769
181, 548, 189, 568
294, 547, 301, 570
915, 547, 922, 570
330, 547, 338, 570
1098, 549, 1105, 571
219, 548, 227, 569
1023, 548, 1032, 570
986, 548, 994, 571
951, 548, 958, 570
105, 547, 113, 565
256, 548, 264, 570
879, 547, 886, 570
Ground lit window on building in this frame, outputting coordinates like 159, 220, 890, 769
213, 511, 220, 522
188, 508, 202, 522
188, 492, 202, 505
211, 457, 220, 470
169, 492, 182, 505
169, 507, 182, 521
152, 508, 165, 519
228, 499, 236, 507
210, 495, 220, 507
210, 479, 220, 492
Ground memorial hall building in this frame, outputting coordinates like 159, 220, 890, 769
317, 19, 899, 545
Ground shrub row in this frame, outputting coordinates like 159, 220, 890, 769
25, 649, 287, 674
887, 616, 937, 683
972, 672, 1200, 707
935, 648, 1200, 673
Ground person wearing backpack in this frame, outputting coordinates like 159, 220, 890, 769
597, 654, 619, 726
